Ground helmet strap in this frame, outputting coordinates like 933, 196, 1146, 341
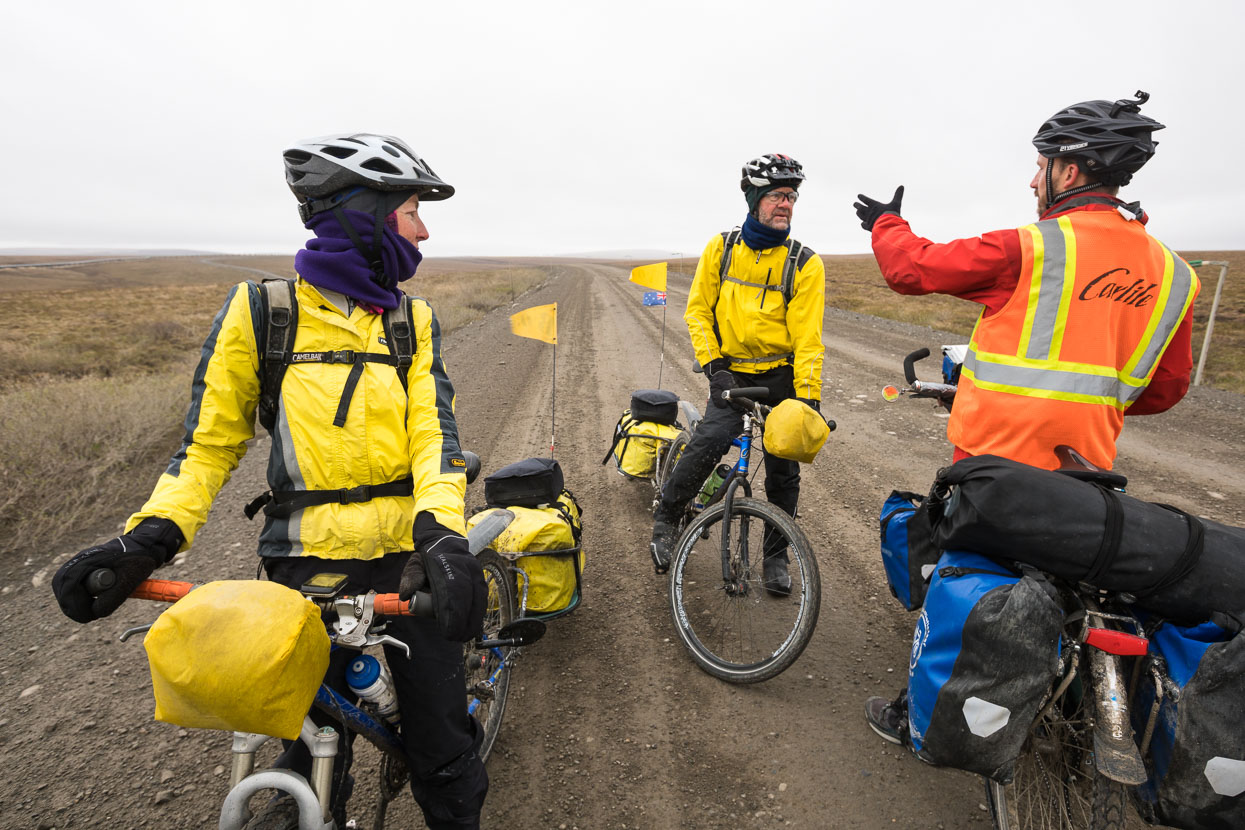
1045, 157, 1109, 216
331, 205, 389, 287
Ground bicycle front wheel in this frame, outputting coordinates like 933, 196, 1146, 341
984, 693, 1128, 830
669, 497, 821, 683
467, 549, 515, 762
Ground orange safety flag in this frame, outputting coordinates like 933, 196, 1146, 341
629, 262, 667, 292
510, 302, 558, 345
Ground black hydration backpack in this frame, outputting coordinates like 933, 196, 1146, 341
717, 227, 813, 307
256, 278, 416, 432
244, 278, 419, 520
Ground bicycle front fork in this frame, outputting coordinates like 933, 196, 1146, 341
220, 716, 338, 829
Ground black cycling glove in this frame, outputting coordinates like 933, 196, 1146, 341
52, 517, 184, 623
853, 185, 905, 231
401, 512, 487, 642
708, 364, 737, 409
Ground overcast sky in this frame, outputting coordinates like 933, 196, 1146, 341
4, 1, 1243, 258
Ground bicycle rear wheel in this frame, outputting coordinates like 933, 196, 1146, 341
467, 549, 515, 761
984, 678, 1128, 830
656, 429, 691, 491
668, 497, 821, 683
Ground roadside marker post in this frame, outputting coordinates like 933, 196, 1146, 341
1188, 260, 1230, 387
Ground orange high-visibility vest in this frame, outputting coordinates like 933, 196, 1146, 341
947, 209, 1199, 470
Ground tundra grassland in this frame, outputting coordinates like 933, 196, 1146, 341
0, 256, 545, 558
660, 251, 1245, 394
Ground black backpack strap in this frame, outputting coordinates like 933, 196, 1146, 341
381, 295, 416, 394
258, 279, 297, 433
718, 228, 742, 283
244, 475, 415, 520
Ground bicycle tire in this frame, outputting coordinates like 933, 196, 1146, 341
657, 429, 691, 491
984, 687, 1129, 830
467, 549, 515, 762
668, 497, 821, 683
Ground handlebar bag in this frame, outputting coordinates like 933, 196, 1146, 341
907, 550, 1063, 782
762, 398, 829, 464
484, 457, 564, 508
144, 581, 330, 741
469, 489, 584, 614
928, 455, 1245, 625
630, 389, 679, 425
602, 410, 682, 479
879, 490, 941, 611
1132, 617, 1245, 829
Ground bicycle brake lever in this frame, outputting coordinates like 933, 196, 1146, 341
368, 634, 412, 659
332, 593, 376, 648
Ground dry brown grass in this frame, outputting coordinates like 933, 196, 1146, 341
0, 257, 545, 558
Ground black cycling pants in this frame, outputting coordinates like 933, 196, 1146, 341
655, 364, 800, 556
266, 553, 488, 830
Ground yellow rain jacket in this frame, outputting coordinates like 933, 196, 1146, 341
685, 232, 826, 400
127, 278, 467, 560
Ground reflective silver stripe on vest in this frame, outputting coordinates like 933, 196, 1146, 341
1024, 219, 1072, 361
964, 350, 1147, 403
1130, 251, 1194, 381
727, 352, 794, 364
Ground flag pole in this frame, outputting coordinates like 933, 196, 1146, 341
551, 341, 557, 458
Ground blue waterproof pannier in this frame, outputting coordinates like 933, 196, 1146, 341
879, 490, 941, 611
907, 550, 1064, 781
1132, 617, 1245, 830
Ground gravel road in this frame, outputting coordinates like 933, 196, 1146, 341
6, 261, 1242, 829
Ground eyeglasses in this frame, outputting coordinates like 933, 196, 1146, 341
763, 190, 799, 204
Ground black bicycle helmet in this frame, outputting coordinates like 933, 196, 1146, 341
1032, 91, 1164, 187
740, 154, 806, 192
283, 133, 454, 221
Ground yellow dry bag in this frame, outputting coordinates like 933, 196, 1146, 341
144, 580, 330, 740
763, 398, 830, 463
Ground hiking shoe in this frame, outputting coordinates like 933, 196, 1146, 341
865, 694, 907, 746
650, 520, 677, 574
762, 557, 791, 596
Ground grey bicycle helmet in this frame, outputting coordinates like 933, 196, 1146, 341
740, 154, 806, 192
284, 133, 454, 221
1032, 91, 1164, 188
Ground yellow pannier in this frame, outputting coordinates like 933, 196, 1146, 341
144, 580, 330, 740
469, 490, 584, 614
604, 411, 682, 479
762, 398, 830, 464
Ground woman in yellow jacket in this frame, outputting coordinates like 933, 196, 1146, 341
52, 133, 489, 830
650, 154, 826, 592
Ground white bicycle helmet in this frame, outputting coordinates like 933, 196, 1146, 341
740, 154, 806, 192
284, 133, 454, 221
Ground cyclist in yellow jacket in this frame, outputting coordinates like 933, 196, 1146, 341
650, 154, 826, 593
52, 133, 489, 830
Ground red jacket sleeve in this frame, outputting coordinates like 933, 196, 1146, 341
1127, 304, 1194, 416
870, 214, 1023, 315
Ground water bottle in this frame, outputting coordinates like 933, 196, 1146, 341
346, 655, 400, 723
696, 464, 732, 506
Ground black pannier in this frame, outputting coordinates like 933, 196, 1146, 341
629, 389, 679, 425
483, 457, 565, 508
927, 455, 1245, 624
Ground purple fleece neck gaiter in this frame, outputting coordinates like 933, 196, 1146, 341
294, 209, 422, 311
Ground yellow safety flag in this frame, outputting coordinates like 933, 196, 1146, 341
630, 262, 667, 292
510, 302, 558, 345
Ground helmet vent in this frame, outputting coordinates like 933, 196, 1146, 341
361, 158, 402, 174
382, 144, 401, 157
323, 146, 358, 159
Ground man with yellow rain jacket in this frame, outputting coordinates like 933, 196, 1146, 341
650, 153, 826, 594
52, 133, 489, 830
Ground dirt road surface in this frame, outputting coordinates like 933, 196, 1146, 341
7, 262, 1244, 829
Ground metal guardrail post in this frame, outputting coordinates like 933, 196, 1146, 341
1188, 260, 1230, 387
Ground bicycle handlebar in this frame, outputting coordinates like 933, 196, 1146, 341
722, 387, 772, 413
90, 572, 434, 617
903, 348, 930, 384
